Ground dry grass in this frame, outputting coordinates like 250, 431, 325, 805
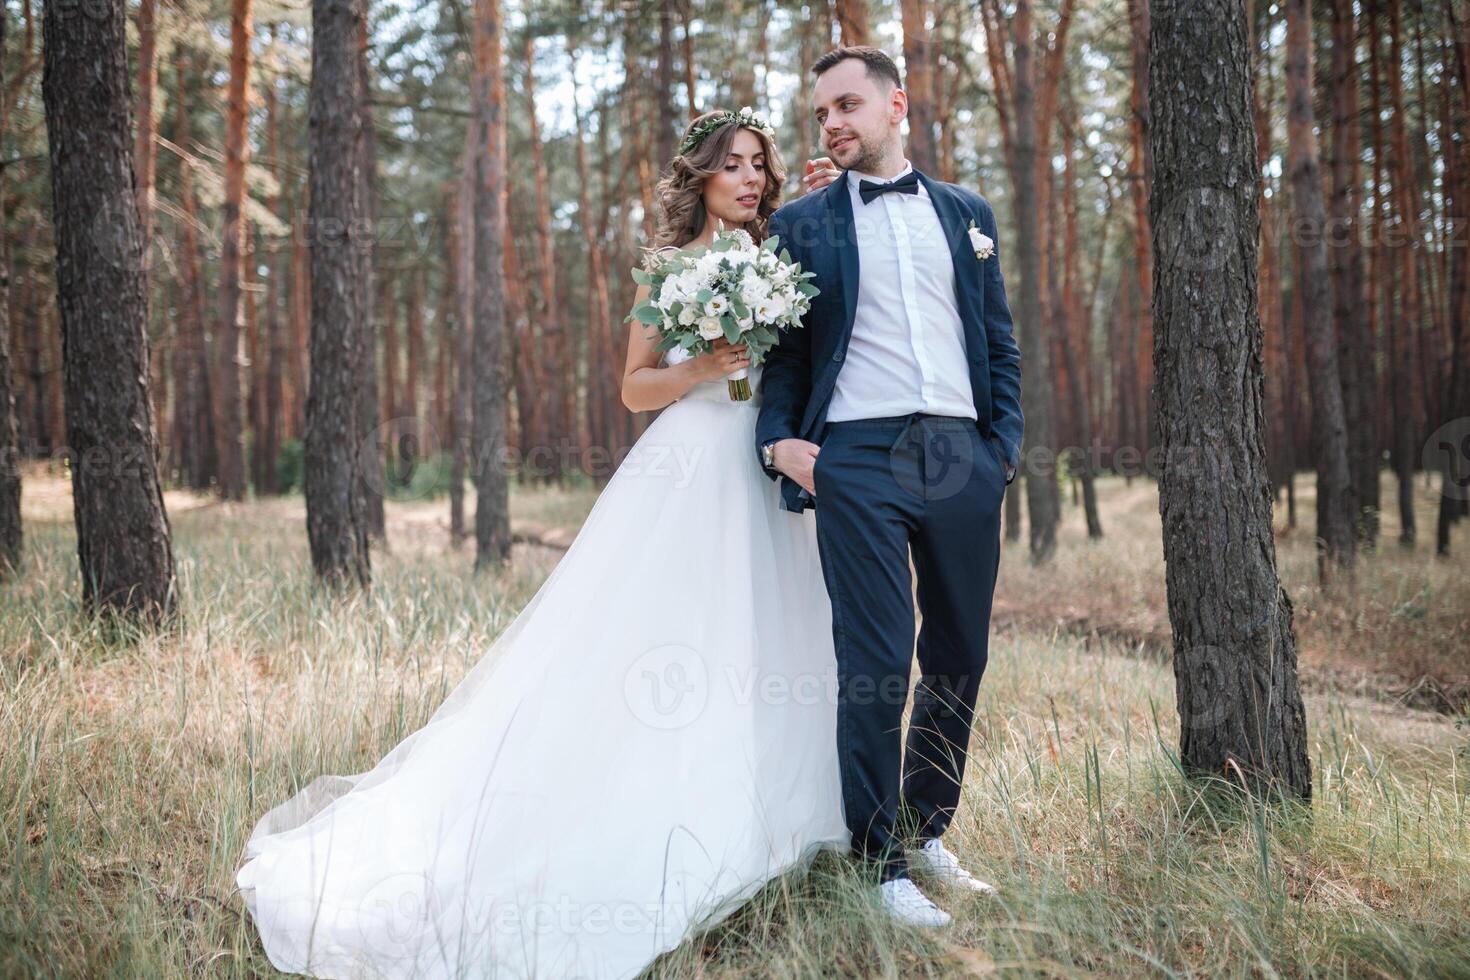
1, 461, 1466, 978
992, 469, 1470, 715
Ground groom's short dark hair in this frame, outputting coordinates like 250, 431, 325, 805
811, 46, 902, 91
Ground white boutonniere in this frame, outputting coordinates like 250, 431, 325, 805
967, 219, 995, 261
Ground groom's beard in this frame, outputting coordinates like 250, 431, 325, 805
833, 133, 885, 175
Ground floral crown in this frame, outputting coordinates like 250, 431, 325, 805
677, 106, 778, 157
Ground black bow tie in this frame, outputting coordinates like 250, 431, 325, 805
857, 170, 920, 204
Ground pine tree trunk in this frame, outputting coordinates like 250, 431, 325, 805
42, 0, 177, 617
1286, 0, 1356, 583
0, 6, 20, 579
382, 274, 398, 426
570, 42, 615, 471
1149, 0, 1311, 798
833, 0, 869, 45
900, 0, 937, 174
289, 191, 310, 441
680, 0, 698, 117
657, 0, 677, 166
245, 230, 265, 493
215, 0, 254, 501
356, 6, 384, 539
525, 38, 565, 482
1364, 0, 1387, 544
1327, 0, 1375, 546
471, 0, 512, 568
260, 34, 283, 496
1059, 103, 1101, 539
1252, 4, 1294, 509
173, 50, 212, 492
132, 0, 159, 252
304, 0, 372, 588
449, 150, 472, 544
1011, 0, 1060, 563
1385, 0, 1418, 547
1127, 0, 1154, 461
406, 268, 423, 436
1434, 2, 1470, 556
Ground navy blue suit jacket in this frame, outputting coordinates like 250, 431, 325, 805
754, 168, 1024, 514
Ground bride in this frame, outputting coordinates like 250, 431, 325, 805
235, 111, 847, 979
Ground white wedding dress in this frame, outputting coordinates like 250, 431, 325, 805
235, 349, 851, 979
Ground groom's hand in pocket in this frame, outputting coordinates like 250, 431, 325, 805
772, 439, 821, 496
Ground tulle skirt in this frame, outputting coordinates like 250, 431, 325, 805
235, 367, 851, 978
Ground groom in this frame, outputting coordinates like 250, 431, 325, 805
756, 46, 1022, 927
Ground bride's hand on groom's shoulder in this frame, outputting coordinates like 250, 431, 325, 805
801, 157, 840, 195
772, 438, 821, 496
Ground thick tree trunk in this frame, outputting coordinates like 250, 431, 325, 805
42, 0, 176, 617
1286, 0, 1356, 583
304, 0, 371, 588
214, 0, 254, 501
1149, 0, 1311, 799
471, 0, 512, 568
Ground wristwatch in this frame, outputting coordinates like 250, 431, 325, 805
760, 439, 778, 470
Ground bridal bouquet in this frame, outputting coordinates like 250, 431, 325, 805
627, 228, 818, 400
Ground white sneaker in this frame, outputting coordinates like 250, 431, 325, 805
877, 875, 953, 928
907, 837, 999, 895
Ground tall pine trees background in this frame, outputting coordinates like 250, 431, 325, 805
1, 0, 1465, 770
3, 0, 1463, 570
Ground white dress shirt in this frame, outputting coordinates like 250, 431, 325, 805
825, 160, 977, 424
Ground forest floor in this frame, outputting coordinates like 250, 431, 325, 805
2, 461, 1467, 977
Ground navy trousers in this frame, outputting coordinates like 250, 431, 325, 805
810, 412, 1005, 883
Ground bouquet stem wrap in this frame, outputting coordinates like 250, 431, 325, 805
727, 368, 752, 401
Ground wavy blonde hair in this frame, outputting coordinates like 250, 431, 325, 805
652, 110, 788, 249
